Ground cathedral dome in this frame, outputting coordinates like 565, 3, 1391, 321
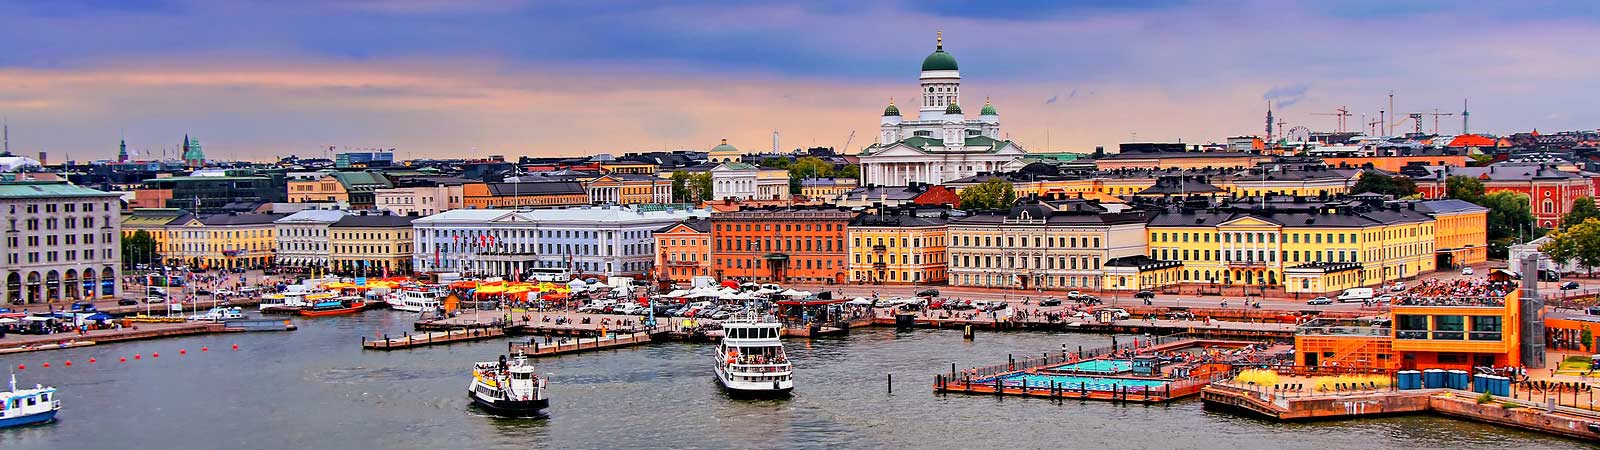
980, 100, 997, 116
710, 138, 739, 154
921, 31, 958, 71
945, 103, 962, 115
883, 100, 901, 117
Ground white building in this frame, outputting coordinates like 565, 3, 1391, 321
857, 32, 1028, 187
273, 209, 348, 269
412, 205, 711, 278
0, 182, 122, 304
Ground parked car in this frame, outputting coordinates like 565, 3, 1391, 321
1307, 297, 1333, 305
1390, 282, 1406, 292
118, 298, 139, 306
1562, 281, 1581, 290
1094, 308, 1130, 320
1461, 267, 1475, 276
1133, 290, 1155, 299
194, 289, 213, 296
145, 296, 167, 304
613, 304, 644, 315
915, 289, 940, 297
1066, 291, 1085, 300
1038, 298, 1062, 307
69, 301, 97, 312
1373, 294, 1394, 303
215, 289, 235, 297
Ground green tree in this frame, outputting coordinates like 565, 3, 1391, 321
122, 230, 159, 268
1543, 218, 1600, 277
1562, 197, 1600, 230
689, 172, 713, 201
1482, 190, 1537, 253
1351, 171, 1418, 197
760, 157, 791, 170
670, 171, 690, 202
958, 178, 1017, 210
788, 156, 834, 179
837, 164, 861, 180
1467, 154, 1494, 166
1446, 175, 1486, 203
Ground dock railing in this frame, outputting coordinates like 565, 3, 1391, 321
949, 332, 1214, 381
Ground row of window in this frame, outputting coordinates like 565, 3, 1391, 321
9, 249, 108, 265
853, 252, 945, 265
713, 222, 841, 232
715, 238, 841, 253
852, 236, 945, 248
12, 233, 102, 248
1148, 244, 1435, 264
716, 257, 839, 271
1152, 228, 1433, 245
952, 234, 1102, 249
14, 215, 108, 232
1396, 315, 1503, 341
951, 254, 1101, 271
15, 201, 108, 214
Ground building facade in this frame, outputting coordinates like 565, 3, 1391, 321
273, 209, 348, 270
329, 211, 416, 275
374, 177, 472, 216
654, 218, 712, 283
1414, 164, 1595, 229
412, 205, 708, 279
857, 34, 1027, 187
847, 207, 949, 284
1416, 199, 1490, 269
710, 207, 853, 284
163, 213, 285, 270
0, 182, 122, 304
947, 201, 1148, 291
462, 182, 590, 209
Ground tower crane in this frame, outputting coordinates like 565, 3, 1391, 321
841, 130, 855, 154
1424, 109, 1455, 135
1311, 106, 1353, 132
1391, 113, 1424, 136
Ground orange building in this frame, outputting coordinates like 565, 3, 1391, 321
710, 207, 853, 284
1321, 154, 1469, 173
654, 218, 711, 283
462, 181, 589, 209
1296, 288, 1522, 371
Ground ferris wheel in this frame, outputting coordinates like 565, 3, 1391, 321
1284, 126, 1312, 143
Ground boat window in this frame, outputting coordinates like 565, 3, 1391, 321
27, 396, 36, 406
41, 393, 49, 402
513, 373, 531, 380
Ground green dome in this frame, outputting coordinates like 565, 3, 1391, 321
980, 102, 997, 116
883, 102, 901, 117
921, 49, 959, 71
945, 103, 962, 114
710, 139, 738, 153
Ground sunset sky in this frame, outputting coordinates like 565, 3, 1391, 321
1, 0, 1598, 161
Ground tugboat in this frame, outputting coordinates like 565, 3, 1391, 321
713, 312, 794, 398
0, 374, 59, 428
468, 354, 548, 417
296, 296, 366, 317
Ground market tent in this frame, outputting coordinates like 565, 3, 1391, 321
721, 280, 739, 289
85, 312, 115, 321
775, 298, 847, 306
661, 289, 691, 298
777, 289, 812, 297
0, 317, 17, 324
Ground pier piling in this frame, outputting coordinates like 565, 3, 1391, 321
887, 373, 892, 393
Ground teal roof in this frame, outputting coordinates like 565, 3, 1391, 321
329, 171, 393, 190
0, 182, 119, 198
883, 103, 901, 117
921, 49, 959, 71
181, 136, 205, 161
945, 103, 962, 114
980, 102, 997, 115
710, 139, 739, 154
880, 135, 1015, 154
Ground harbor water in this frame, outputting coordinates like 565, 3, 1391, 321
0, 310, 1588, 450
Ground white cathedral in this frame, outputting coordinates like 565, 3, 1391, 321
857, 32, 1029, 187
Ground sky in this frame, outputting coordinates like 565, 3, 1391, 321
1, 0, 1599, 162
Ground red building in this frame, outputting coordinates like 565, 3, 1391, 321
1414, 164, 1594, 229
709, 206, 854, 284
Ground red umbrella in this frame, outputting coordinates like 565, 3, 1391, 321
721, 280, 739, 289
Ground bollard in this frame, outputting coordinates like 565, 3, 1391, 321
888, 373, 893, 393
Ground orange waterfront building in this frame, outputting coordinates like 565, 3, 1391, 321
462, 181, 590, 209
1296, 289, 1523, 372
654, 218, 712, 283
709, 206, 853, 284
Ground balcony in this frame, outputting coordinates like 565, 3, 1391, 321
872, 262, 887, 269
1297, 326, 1392, 337
1225, 261, 1267, 269
872, 245, 887, 252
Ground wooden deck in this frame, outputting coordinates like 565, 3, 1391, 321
507, 332, 654, 358
362, 327, 506, 350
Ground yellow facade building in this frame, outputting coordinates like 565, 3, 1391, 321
327, 211, 416, 275
848, 208, 950, 285
1415, 199, 1490, 268
160, 213, 286, 269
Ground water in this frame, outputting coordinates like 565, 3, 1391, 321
0, 311, 1588, 450
1052, 359, 1133, 373
990, 373, 1168, 390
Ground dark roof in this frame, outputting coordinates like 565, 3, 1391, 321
392, 176, 474, 188
849, 208, 950, 227
331, 212, 416, 228
955, 202, 1144, 226
198, 213, 288, 226
1413, 199, 1489, 215
1099, 151, 1257, 160
656, 217, 711, 234
1104, 255, 1184, 270
1137, 176, 1225, 195
486, 181, 585, 196
1146, 203, 1434, 228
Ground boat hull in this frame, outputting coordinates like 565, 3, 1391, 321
297, 307, 362, 317
468, 391, 549, 417
0, 410, 57, 429
714, 366, 794, 399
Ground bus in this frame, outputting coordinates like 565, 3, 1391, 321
525, 267, 570, 283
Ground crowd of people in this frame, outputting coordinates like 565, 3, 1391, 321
1394, 278, 1511, 307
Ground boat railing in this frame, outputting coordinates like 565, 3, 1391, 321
728, 364, 791, 374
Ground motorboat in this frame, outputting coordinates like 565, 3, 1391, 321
468, 354, 548, 417
388, 286, 445, 313
187, 306, 245, 322
0, 374, 59, 428
713, 311, 794, 398
297, 297, 366, 317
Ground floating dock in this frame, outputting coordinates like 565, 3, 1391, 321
362, 327, 505, 350
1201, 383, 1600, 441
507, 332, 654, 358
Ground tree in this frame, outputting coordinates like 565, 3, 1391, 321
838, 164, 861, 180
1482, 190, 1538, 252
689, 172, 713, 201
1351, 171, 1418, 197
788, 157, 834, 179
122, 230, 159, 268
1563, 197, 1600, 230
760, 157, 791, 170
1446, 175, 1486, 203
1542, 218, 1600, 277
1468, 154, 1494, 166
958, 178, 1017, 210
670, 171, 690, 202
1583, 326, 1594, 352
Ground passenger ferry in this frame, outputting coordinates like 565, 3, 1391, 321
259, 290, 333, 314
387, 286, 445, 313
468, 354, 548, 417
297, 296, 366, 317
187, 306, 244, 322
713, 312, 794, 398
1, 374, 59, 429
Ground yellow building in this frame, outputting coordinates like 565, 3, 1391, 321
1216, 167, 1360, 198
327, 211, 416, 275
847, 208, 949, 285
799, 178, 858, 200
1416, 199, 1490, 268
162, 213, 286, 269
121, 209, 191, 263
1146, 200, 1436, 295
599, 161, 659, 175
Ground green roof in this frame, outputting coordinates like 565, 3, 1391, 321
945, 103, 962, 114
711, 140, 739, 154
884, 135, 1014, 153
980, 102, 997, 115
921, 49, 958, 71
0, 182, 119, 199
883, 103, 901, 117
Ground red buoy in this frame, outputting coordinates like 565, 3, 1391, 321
119, 357, 126, 363
202, 347, 208, 352
232, 344, 239, 350
89, 358, 97, 364
180, 349, 187, 355
152, 352, 159, 358
64, 361, 72, 367
16, 364, 23, 370
134, 354, 141, 360
41, 362, 49, 368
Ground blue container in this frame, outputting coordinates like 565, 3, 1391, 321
1471, 373, 1488, 393
1448, 370, 1469, 390
1486, 375, 1510, 396
1423, 369, 1447, 388
1397, 370, 1422, 390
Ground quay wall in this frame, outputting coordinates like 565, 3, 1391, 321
1430, 394, 1600, 441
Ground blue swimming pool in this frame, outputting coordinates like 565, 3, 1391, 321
1047, 359, 1133, 374
981, 373, 1169, 391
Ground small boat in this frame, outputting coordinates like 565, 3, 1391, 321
1, 374, 60, 428
388, 286, 445, 313
714, 311, 794, 398
188, 306, 245, 322
259, 291, 316, 314
468, 354, 548, 417
297, 297, 366, 317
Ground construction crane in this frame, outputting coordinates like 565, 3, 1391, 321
1391, 113, 1424, 136
1311, 106, 1353, 132
1425, 109, 1455, 135
841, 130, 855, 154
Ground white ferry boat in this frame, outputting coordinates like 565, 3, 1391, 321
259, 290, 323, 314
1, 374, 59, 428
187, 306, 244, 322
468, 354, 548, 417
388, 286, 445, 313
713, 312, 794, 398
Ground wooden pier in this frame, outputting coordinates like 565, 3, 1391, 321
362, 327, 505, 350
507, 332, 655, 357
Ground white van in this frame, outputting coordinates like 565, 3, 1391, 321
1337, 288, 1375, 303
